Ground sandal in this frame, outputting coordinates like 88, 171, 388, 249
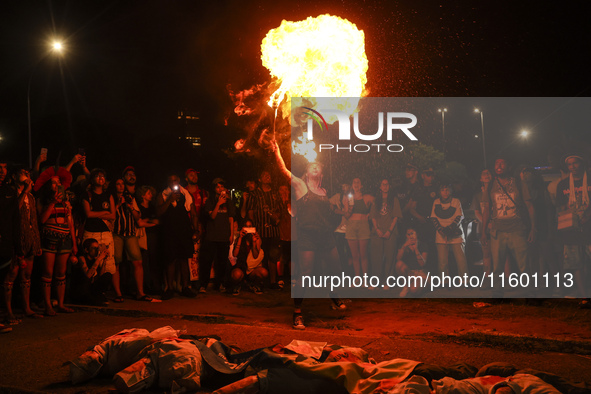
56, 306, 75, 313
0, 323, 12, 333
113, 296, 124, 303
137, 295, 153, 302
25, 312, 44, 319
4, 315, 21, 325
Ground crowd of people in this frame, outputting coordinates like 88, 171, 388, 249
273, 142, 590, 329
0, 146, 589, 333
0, 150, 299, 332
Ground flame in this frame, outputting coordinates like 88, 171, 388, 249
261, 14, 368, 121
228, 83, 266, 116
291, 133, 317, 162
234, 139, 246, 151
261, 14, 368, 161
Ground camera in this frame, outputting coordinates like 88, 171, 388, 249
173, 185, 180, 191
244, 227, 256, 234
123, 190, 133, 204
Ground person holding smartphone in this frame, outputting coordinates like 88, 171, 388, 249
36, 170, 77, 316
199, 178, 235, 293
157, 174, 197, 299
229, 220, 268, 295
70, 238, 112, 306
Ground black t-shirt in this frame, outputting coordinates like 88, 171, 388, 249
401, 243, 427, 271
83, 191, 111, 232
204, 197, 236, 242
412, 184, 438, 218
139, 203, 157, 235
396, 180, 420, 219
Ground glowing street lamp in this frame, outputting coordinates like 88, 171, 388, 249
474, 108, 487, 168
27, 39, 65, 167
520, 130, 529, 139
438, 108, 447, 157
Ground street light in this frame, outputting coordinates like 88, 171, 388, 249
474, 108, 487, 168
520, 130, 529, 139
438, 108, 447, 157
27, 40, 65, 168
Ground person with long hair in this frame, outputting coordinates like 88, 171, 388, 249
272, 141, 346, 330
82, 169, 118, 300
136, 185, 160, 294
230, 219, 268, 295
370, 179, 402, 279
0, 159, 17, 332
395, 227, 428, 297
112, 178, 152, 302
37, 173, 77, 316
157, 174, 199, 299
3, 166, 42, 323
344, 178, 373, 276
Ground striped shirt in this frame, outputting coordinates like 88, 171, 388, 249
247, 188, 280, 239
114, 198, 139, 237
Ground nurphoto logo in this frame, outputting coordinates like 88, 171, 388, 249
305, 108, 417, 153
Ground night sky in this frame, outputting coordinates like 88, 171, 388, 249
1, 1, 590, 189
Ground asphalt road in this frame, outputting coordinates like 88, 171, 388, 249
1, 291, 590, 393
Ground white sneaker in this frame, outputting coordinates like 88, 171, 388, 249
293, 314, 305, 330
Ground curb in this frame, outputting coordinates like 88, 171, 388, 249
426, 330, 591, 355
72, 305, 234, 325
72, 304, 591, 355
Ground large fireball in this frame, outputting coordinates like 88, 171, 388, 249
261, 14, 368, 123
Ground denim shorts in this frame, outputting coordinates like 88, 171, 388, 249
114, 234, 142, 263
345, 219, 371, 240
41, 224, 73, 254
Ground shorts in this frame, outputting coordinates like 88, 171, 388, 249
114, 234, 142, 263
345, 219, 370, 240
297, 228, 336, 253
41, 224, 73, 254
83, 231, 116, 274
563, 244, 591, 271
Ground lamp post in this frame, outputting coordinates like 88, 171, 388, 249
474, 108, 486, 168
438, 108, 447, 158
27, 40, 64, 168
